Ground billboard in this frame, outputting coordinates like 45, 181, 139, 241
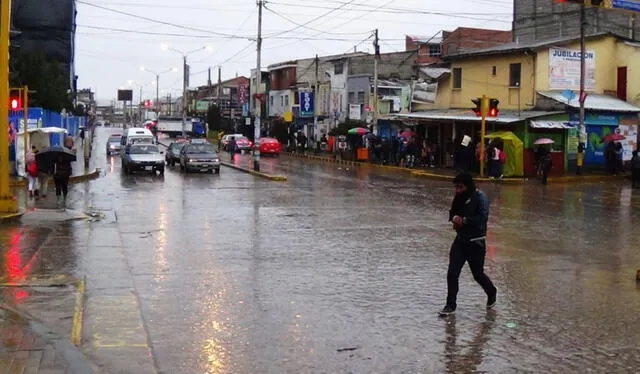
411, 81, 438, 104
549, 48, 596, 91
117, 89, 133, 101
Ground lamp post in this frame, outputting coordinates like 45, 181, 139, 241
140, 66, 177, 112
161, 44, 212, 137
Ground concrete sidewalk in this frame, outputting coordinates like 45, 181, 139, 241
0, 305, 95, 374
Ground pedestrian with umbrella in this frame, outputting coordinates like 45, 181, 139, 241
534, 138, 554, 185
36, 146, 76, 204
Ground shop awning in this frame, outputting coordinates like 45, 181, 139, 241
529, 121, 574, 129
538, 91, 640, 112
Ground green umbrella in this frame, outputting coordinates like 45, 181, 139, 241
348, 127, 369, 136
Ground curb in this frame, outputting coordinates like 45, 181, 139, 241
411, 171, 526, 184
0, 304, 98, 374
0, 209, 25, 222
221, 162, 288, 181
10, 169, 101, 188
284, 152, 412, 174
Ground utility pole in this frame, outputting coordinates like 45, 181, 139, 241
479, 95, 488, 178
372, 29, 380, 131
313, 54, 319, 143
208, 67, 212, 87
577, 3, 586, 175
182, 55, 188, 137
253, 0, 263, 172
217, 66, 222, 111
139, 86, 142, 121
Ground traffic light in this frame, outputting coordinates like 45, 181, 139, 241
488, 98, 499, 117
471, 97, 482, 116
9, 92, 21, 110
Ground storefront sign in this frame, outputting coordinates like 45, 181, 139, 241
549, 48, 596, 91
349, 104, 361, 120
585, 124, 637, 164
567, 128, 579, 156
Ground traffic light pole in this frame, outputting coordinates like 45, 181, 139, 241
23, 86, 28, 174
0, 0, 17, 214
479, 95, 488, 178
577, 3, 586, 175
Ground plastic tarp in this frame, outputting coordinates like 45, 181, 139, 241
14, 127, 67, 178
486, 131, 524, 177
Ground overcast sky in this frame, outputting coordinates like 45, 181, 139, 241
76, 0, 514, 101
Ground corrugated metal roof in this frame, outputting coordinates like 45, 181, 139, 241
395, 110, 562, 123
530, 121, 574, 129
420, 67, 450, 80
538, 91, 640, 112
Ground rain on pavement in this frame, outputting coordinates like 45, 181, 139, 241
1, 127, 640, 373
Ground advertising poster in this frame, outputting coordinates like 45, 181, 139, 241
549, 48, 596, 91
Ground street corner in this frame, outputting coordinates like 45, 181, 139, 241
0, 209, 25, 223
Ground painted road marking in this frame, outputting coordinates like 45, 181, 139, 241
85, 295, 149, 348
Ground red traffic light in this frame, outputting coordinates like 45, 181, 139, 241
10, 97, 21, 110
487, 98, 499, 117
471, 98, 482, 116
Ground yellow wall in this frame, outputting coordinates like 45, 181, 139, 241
616, 41, 640, 107
448, 54, 536, 110
442, 35, 640, 111
535, 37, 619, 95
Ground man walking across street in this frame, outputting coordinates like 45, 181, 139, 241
439, 173, 497, 316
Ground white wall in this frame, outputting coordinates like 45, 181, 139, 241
268, 89, 294, 117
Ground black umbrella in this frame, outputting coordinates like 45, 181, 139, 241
35, 146, 77, 164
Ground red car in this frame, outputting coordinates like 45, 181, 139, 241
259, 137, 281, 156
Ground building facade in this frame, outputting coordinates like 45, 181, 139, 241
513, 0, 640, 44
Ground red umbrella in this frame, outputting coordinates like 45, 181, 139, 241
399, 131, 415, 138
603, 133, 625, 142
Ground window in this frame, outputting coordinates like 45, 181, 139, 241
452, 67, 462, 89
334, 62, 344, 75
357, 91, 365, 104
284, 95, 289, 106
270, 96, 274, 107
509, 63, 521, 87
284, 70, 289, 80
428, 44, 442, 57
348, 92, 356, 103
491, 66, 497, 76
280, 96, 284, 106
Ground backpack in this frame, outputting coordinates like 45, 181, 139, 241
499, 149, 506, 164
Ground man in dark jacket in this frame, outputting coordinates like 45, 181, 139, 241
439, 173, 497, 316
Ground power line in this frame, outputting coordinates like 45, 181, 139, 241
263, 4, 369, 36
76, 0, 253, 39
263, 0, 358, 38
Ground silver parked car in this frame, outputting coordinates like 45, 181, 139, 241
122, 143, 165, 175
106, 134, 122, 155
179, 142, 220, 174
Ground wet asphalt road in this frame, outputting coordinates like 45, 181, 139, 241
3, 127, 640, 373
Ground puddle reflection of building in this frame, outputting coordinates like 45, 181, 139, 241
443, 311, 496, 373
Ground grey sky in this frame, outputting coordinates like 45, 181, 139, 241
76, 0, 514, 101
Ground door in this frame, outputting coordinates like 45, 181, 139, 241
617, 67, 627, 101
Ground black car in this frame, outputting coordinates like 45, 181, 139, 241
165, 142, 186, 166
179, 143, 221, 174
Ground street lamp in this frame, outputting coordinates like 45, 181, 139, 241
140, 66, 177, 116
160, 43, 212, 137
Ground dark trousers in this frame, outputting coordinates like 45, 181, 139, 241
633, 169, 640, 188
446, 238, 496, 309
541, 168, 550, 185
54, 175, 69, 198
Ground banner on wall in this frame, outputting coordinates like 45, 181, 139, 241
585, 125, 637, 164
549, 48, 596, 91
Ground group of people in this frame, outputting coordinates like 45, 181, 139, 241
604, 141, 625, 175
25, 140, 74, 204
454, 136, 507, 179
367, 136, 438, 168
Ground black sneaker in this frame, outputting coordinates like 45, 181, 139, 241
438, 306, 456, 317
487, 290, 497, 309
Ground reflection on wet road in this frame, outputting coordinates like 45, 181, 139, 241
3, 127, 640, 373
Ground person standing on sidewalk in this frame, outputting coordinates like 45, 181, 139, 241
439, 173, 497, 317
53, 154, 72, 204
26, 146, 38, 198
631, 150, 640, 188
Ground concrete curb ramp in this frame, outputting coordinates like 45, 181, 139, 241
221, 162, 288, 181
0, 304, 98, 374
10, 169, 101, 187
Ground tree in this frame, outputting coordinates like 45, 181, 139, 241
206, 104, 222, 131
10, 50, 72, 112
